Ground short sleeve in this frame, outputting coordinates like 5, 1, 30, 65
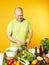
7, 22, 13, 34
28, 22, 33, 32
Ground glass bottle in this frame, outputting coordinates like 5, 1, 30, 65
39, 45, 43, 56
34, 47, 38, 58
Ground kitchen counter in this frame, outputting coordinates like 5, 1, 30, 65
30, 63, 49, 65
0, 53, 49, 65
35, 63, 49, 65
0, 53, 4, 65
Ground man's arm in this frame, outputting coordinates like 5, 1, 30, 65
42, 52, 49, 63
7, 32, 22, 46
26, 32, 33, 44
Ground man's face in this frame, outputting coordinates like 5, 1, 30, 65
15, 9, 23, 22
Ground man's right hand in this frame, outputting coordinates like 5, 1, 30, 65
7, 33, 22, 46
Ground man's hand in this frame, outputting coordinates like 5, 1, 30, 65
26, 32, 33, 44
7, 33, 22, 47
26, 38, 30, 44
16, 41, 22, 46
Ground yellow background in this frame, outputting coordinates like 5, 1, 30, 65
0, 0, 49, 52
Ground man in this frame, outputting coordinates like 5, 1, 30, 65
7, 7, 33, 49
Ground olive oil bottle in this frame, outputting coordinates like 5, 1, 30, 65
34, 47, 38, 58
39, 45, 43, 56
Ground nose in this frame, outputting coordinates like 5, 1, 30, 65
18, 16, 21, 19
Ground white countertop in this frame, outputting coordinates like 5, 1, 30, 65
0, 53, 4, 65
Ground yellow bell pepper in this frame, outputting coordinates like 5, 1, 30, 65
13, 61, 17, 65
32, 59, 38, 65
16, 60, 20, 65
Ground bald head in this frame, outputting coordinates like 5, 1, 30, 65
15, 7, 23, 12
14, 7, 23, 22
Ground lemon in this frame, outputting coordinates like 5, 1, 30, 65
32, 59, 38, 65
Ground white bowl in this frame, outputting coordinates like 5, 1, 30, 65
6, 47, 18, 58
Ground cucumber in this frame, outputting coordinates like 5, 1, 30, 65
3, 58, 7, 65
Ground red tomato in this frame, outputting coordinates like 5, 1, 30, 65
8, 59, 13, 65
11, 64, 15, 65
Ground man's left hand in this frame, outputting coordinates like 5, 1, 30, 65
26, 38, 30, 44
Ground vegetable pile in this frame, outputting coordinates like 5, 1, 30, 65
22, 50, 35, 62
3, 58, 20, 65
40, 38, 49, 50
